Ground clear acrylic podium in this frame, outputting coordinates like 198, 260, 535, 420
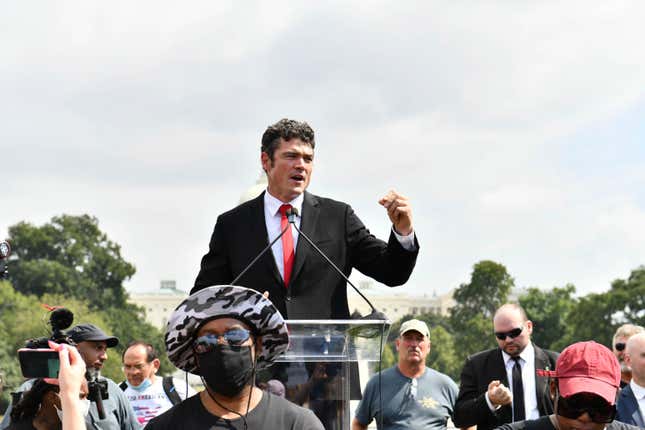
271, 319, 391, 430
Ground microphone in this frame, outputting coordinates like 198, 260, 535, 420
0, 241, 10, 260
0, 240, 10, 280
286, 207, 387, 321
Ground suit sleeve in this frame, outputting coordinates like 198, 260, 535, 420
345, 205, 419, 286
193, 215, 233, 293
453, 356, 497, 428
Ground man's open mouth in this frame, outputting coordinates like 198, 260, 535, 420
290, 174, 305, 182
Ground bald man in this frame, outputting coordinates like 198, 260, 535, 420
616, 332, 645, 427
453, 304, 559, 430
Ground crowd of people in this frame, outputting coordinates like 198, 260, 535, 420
3, 293, 644, 430
2, 118, 644, 429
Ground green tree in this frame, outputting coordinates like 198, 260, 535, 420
2, 215, 172, 387
557, 266, 645, 350
8, 215, 135, 309
425, 325, 460, 380
449, 260, 514, 365
519, 284, 575, 351
609, 265, 645, 327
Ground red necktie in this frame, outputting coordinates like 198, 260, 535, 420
279, 204, 294, 287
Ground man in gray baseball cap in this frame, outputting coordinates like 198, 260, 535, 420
353, 318, 462, 430
1, 322, 140, 430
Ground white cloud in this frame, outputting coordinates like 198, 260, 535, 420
1, 1, 644, 298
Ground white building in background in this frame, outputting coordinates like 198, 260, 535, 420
348, 280, 455, 322
130, 280, 188, 329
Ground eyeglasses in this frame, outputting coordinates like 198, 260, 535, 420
494, 326, 523, 340
556, 391, 616, 423
193, 329, 251, 353
614, 342, 626, 352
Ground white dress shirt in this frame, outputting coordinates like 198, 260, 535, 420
263, 190, 416, 281
502, 343, 539, 421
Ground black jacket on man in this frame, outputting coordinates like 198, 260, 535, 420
453, 345, 559, 430
192, 191, 419, 319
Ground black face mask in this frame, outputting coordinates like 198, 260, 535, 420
197, 344, 255, 397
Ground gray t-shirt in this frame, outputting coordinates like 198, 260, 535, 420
355, 366, 459, 430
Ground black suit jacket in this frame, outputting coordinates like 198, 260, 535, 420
453, 345, 559, 430
616, 384, 645, 428
192, 191, 419, 319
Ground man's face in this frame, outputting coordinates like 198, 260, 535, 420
196, 317, 257, 358
396, 330, 430, 365
493, 309, 532, 357
123, 344, 159, 387
626, 336, 645, 384
261, 138, 314, 203
554, 392, 614, 430
613, 335, 629, 369
76, 340, 108, 370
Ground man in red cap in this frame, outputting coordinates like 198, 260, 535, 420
493, 341, 640, 430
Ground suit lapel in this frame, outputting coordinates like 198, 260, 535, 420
623, 386, 645, 427
290, 192, 319, 290
533, 345, 551, 414
248, 192, 283, 287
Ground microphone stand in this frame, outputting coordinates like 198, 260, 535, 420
286, 209, 387, 321
230, 223, 292, 286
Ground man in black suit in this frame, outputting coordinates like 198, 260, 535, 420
453, 304, 558, 430
192, 118, 419, 319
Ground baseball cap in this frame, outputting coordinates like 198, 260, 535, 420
399, 319, 430, 338
67, 323, 119, 348
537, 341, 620, 404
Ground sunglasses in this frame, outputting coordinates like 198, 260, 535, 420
556, 391, 616, 423
494, 326, 523, 341
614, 342, 626, 352
193, 329, 251, 353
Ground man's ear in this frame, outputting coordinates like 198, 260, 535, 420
261, 152, 271, 173
549, 379, 557, 401
152, 358, 161, 372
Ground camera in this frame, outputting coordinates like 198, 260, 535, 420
18, 306, 110, 419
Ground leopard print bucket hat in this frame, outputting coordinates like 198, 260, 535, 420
165, 285, 289, 374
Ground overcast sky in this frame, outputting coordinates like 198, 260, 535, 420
2, 1, 644, 299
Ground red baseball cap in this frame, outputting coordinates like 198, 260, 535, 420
537, 341, 620, 405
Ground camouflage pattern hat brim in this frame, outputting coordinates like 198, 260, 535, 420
165, 285, 289, 374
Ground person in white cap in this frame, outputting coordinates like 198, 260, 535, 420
146, 285, 324, 430
353, 319, 461, 430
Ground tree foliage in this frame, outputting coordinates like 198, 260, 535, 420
1, 214, 173, 411
8, 215, 135, 309
519, 284, 576, 351
449, 260, 513, 365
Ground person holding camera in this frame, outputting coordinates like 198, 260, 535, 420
1, 323, 140, 430
7, 342, 88, 430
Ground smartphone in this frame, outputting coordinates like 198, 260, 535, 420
18, 348, 60, 378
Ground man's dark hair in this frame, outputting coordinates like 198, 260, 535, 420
122, 340, 158, 363
261, 118, 315, 161
10, 379, 58, 423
